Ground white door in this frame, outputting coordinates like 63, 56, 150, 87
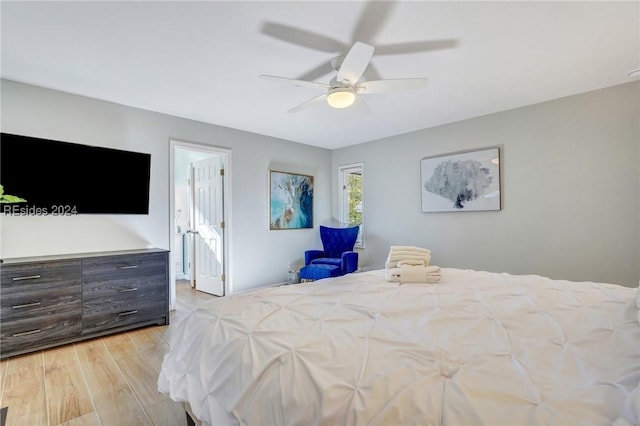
190, 156, 224, 296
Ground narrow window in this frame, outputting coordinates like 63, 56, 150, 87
338, 163, 364, 248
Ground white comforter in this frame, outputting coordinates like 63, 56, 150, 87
158, 269, 640, 426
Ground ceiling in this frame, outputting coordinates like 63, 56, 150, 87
1, 1, 639, 150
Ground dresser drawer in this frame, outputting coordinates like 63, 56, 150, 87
82, 298, 166, 335
1, 289, 81, 322
82, 273, 165, 300
1, 260, 82, 322
1, 312, 82, 356
82, 277, 166, 312
82, 253, 167, 282
1, 260, 81, 292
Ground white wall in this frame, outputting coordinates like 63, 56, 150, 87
332, 82, 640, 287
0, 79, 332, 293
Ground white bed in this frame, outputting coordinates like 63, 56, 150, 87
158, 268, 640, 425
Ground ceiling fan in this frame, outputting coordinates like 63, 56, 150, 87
259, 41, 430, 113
260, 1, 457, 83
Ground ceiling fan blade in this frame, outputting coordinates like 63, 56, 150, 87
357, 78, 429, 94
261, 22, 346, 53
288, 94, 327, 113
375, 39, 458, 55
259, 75, 330, 90
296, 60, 335, 82
337, 42, 375, 85
353, 95, 372, 115
351, 1, 396, 45
363, 62, 383, 82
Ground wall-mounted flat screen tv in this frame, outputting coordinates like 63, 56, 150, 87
0, 133, 151, 214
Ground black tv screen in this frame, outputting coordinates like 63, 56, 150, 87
0, 133, 151, 215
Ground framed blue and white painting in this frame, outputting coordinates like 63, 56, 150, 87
269, 170, 314, 229
421, 147, 501, 212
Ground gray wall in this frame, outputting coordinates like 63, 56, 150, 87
2, 79, 637, 292
333, 82, 640, 287
0, 79, 332, 293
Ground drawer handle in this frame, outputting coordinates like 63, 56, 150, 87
117, 265, 138, 270
118, 310, 138, 317
117, 287, 139, 293
13, 329, 42, 337
12, 302, 42, 309
12, 275, 41, 281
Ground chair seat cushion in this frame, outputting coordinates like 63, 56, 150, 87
310, 257, 342, 267
300, 264, 340, 281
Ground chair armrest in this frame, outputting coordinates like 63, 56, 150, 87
341, 251, 359, 274
305, 250, 325, 266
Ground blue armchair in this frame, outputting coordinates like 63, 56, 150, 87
304, 225, 360, 278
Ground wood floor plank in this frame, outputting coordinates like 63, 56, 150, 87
5, 350, 43, 375
144, 398, 187, 426
43, 345, 95, 426
72, 337, 110, 363
43, 344, 77, 371
0, 358, 8, 406
101, 332, 138, 360
129, 326, 164, 349
74, 339, 126, 391
92, 384, 151, 425
57, 411, 100, 426
112, 349, 167, 408
142, 346, 168, 373
159, 323, 177, 346
128, 327, 169, 372
2, 367, 48, 426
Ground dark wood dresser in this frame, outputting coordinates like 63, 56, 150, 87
0, 248, 169, 359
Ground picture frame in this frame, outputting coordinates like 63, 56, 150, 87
269, 170, 314, 229
420, 147, 501, 212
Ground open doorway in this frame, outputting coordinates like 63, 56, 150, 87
169, 139, 231, 309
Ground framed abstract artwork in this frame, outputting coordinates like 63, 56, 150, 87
421, 147, 501, 212
269, 170, 314, 229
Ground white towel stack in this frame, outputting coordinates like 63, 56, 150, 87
384, 246, 441, 284
385, 246, 432, 269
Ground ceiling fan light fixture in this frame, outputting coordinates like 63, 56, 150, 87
327, 88, 356, 109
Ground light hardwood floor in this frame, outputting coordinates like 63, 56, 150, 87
0, 280, 215, 426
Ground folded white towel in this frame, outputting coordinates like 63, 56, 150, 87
386, 259, 431, 269
385, 251, 431, 269
399, 265, 441, 284
386, 260, 430, 269
385, 267, 401, 282
385, 265, 441, 284
389, 245, 432, 254
396, 259, 426, 267
387, 252, 432, 261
